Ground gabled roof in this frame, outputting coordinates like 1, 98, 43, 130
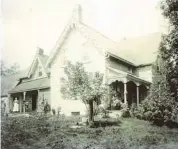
1, 69, 28, 97
78, 23, 138, 66
27, 49, 49, 78
9, 77, 50, 94
46, 5, 161, 68
116, 32, 162, 65
5, 49, 50, 95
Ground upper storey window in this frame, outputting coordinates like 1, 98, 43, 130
81, 42, 92, 63
60, 55, 68, 67
38, 66, 42, 77
128, 67, 133, 73
82, 51, 91, 63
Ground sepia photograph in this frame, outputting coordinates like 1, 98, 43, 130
1, 0, 178, 148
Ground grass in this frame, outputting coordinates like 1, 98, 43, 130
1, 115, 178, 149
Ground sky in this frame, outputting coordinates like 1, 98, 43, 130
2, 0, 166, 70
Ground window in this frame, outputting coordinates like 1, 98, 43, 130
71, 112, 80, 116
82, 51, 90, 63
156, 65, 160, 72
38, 66, 42, 77
48, 63, 51, 68
82, 42, 91, 63
128, 67, 133, 73
47, 65, 51, 77
61, 55, 68, 67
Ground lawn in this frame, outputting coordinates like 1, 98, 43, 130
1, 114, 178, 149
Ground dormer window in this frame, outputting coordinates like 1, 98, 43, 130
38, 66, 42, 77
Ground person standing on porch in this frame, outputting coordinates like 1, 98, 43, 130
13, 98, 19, 112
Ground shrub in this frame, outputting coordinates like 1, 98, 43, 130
44, 102, 51, 114
134, 90, 178, 127
52, 109, 56, 115
121, 109, 131, 118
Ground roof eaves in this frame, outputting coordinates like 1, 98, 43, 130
1, 95, 8, 97
45, 18, 73, 68
9, 86, 50, 94
127, 74, 152, 85
137, 63, 153, 67
107, 52, 137, 67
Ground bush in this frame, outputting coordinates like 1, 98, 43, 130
121, 109, 131, 118
1, 115, 52, 149
134, 90, 178, 127
44, 103, 51, 114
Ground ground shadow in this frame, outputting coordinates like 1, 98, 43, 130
91, 118, 122, 128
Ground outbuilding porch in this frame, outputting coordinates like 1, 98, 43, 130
8, 77, 50, 113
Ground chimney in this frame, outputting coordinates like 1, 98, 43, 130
72, 4, 82, 23
37, 47, 44, 55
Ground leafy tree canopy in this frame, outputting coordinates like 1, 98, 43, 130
1, 60, 20, 77
134, 0, 178, 127
60, 61, 107, 122
159, 0, 178, 100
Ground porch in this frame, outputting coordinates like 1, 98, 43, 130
8, 77, 50, 113
106, 67, 151, 109
8, 90, 38, 113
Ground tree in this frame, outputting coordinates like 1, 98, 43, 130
60, 61, 107, 122
1, 60, 20, 76
134, 0, 178, 127
159, 0, 178, 100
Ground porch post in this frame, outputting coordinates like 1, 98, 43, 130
23, 92, 26, 113
136, 83, 140, 106
146, 86, 150, 97
124, 79, 127, 105
37, 90, 40, 112
19, 95, 22, 113
7, 94, 12, 114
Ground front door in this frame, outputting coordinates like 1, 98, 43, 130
32, 94, 37, 111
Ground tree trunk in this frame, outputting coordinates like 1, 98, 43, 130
88, 100, 94, 122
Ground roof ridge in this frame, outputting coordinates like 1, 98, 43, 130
118, 32, 162, 41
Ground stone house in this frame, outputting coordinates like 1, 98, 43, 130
6, 5, 162, 116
